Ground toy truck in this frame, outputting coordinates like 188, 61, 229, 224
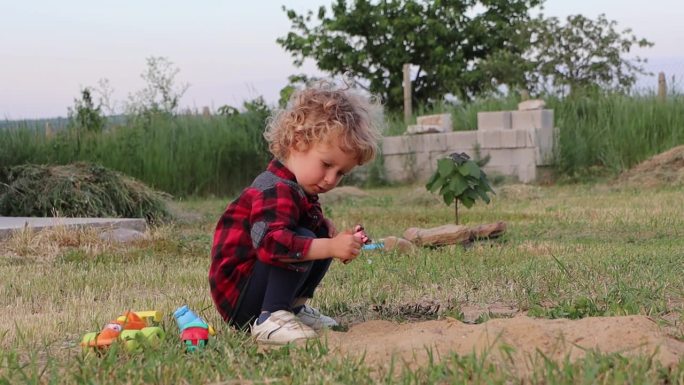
80, 310, 165, 353
173, 305, 215, 352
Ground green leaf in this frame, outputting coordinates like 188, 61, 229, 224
460, 196, 475, 208
448, 173, 469, 196
458, 161, 481, 178
428, 175, 446, 193
437, 158, 454, 178
443, 190, 455, 206
425, 172, 439, 191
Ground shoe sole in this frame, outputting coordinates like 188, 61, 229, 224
255, 335, 317, 346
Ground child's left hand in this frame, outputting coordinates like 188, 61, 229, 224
323, 218, 337, 237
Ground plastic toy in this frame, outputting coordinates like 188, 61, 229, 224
80, 310, 165, 353
342, 224, 373, 263
173, 305, 215, 352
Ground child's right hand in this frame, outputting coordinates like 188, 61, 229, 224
329, 230, 362, 262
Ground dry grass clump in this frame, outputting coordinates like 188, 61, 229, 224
617, 145, 684, 188
2, 224, 118, 263
0, 162, 171, 223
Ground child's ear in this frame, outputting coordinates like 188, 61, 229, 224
291, 137, 309, 153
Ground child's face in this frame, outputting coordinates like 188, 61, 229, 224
284, 136, 358, 195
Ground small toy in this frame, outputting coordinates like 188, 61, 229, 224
80, 310, 165, 353
173, 305, 215, 352
343, 224, 373, 263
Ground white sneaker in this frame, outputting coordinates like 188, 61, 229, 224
296, 305, 339, 330
251, 310, 318, 345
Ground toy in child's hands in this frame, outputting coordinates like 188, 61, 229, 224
173, 305, 216, 352
353, 224, 372, 245
342, 224, 373, 264
80, 310, 165, 353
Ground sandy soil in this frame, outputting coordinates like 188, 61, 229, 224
325, 315, 684, 373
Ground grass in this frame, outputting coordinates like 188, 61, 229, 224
1, 182, 683, 384
3, 92, 684, 197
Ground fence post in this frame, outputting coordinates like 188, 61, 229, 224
657, 72, 667, 103
403, 63, 412, 124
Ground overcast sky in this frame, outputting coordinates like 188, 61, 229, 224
1, 0, 682, 119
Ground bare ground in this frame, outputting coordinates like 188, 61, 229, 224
325, 315, 684, 374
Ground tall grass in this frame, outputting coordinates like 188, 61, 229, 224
0, 112, 271, 197
548, 94, 684, 176
2, 92, 684, 196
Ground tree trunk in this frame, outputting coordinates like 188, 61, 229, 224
454, 201, 459, 225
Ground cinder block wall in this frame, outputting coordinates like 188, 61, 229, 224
382, 109, 556, 183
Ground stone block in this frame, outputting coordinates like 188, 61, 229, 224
499, 129, 530, 149
517, 99, 546, 110
445, 131, 478, 149
477, 111, 512, 130
416, 113, 452, 131
511, 109, 554, 130
477, 130, 502, 149
382, 136, 411, 155
527, 126, 556, 165
406, 124, 447, 135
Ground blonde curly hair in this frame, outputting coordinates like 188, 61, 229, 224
264, 81, 383, 165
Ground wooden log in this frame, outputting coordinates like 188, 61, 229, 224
469, 221, 507, 240
381, 236, 416, 253
402, 222, 507, 247
403, 224, 471, 247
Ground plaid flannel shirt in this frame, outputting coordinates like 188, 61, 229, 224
209, 159, 326, 323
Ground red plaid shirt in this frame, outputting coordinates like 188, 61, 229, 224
209, 159, 326, 323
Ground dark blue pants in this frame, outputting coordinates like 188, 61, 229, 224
231, 227, 332, 329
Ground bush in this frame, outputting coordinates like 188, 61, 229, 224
0, 162, 171, 223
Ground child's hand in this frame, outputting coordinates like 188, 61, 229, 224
329, 230, 362, 262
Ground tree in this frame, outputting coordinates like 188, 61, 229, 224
277, 0, 541, 111
498, 14, 654, 96
68, 87, 106, 133
425, 152, 494, 224
127, 56, 189, 116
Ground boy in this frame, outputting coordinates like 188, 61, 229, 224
209, 82, 382, 345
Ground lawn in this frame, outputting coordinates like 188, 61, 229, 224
1, 182, 683, 384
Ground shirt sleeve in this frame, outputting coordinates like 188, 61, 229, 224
249, 182, 313, 263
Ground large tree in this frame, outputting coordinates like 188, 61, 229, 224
483, 14, 654, 96
277, 0, 541, 111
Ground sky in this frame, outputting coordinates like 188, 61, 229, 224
1, 0, 683, 119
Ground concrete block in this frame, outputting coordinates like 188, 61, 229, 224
406, 124, 447, 135
416, 113, 452, 131
477, 111, 512, 130
424, 133, 449, 153
499, 129, 531, 149
517, 163, 537, 183
485, 149, 517, 167
477, 130, 502, 149
383, 155, 411, 182
518, 99, 546, 110
513, 148, 537, 168
382, 136, 412, 155
517, 129, 533, 147
511, 109, 553, 130
527, 126, 556, 165
445, 131, 478, 149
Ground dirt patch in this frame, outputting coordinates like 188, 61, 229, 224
325, 315, 683, 373
617, 145, 684, 188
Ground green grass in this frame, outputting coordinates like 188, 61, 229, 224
1, 181, 683, 384
3, 92, 684, 197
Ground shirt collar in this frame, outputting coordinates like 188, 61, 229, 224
267, 159, 319, 202
267, 159, 296, 181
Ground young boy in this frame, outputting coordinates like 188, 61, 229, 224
209, 82, 382, 345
